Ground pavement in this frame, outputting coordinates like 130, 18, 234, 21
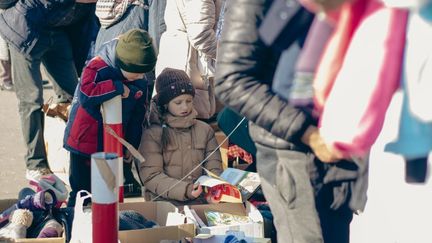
0, 83, 55, 199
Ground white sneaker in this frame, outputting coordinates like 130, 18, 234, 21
26, 168, 53, 183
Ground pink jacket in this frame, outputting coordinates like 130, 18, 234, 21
316, 0, 408, 157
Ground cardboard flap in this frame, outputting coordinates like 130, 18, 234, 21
118, 201, 196, 243
190, 203, 246, 225
246, 202, 264, 223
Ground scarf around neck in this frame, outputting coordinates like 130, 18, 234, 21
164, 109, 198, 129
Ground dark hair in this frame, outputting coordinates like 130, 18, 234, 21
157, 105, 171, 150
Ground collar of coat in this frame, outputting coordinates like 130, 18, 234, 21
164, 110, 198, 129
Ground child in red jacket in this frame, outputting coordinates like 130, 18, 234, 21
64, 29, 157, 206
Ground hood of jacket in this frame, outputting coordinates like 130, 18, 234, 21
96, 38, 124, 77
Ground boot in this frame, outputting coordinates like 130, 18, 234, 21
123, 162, 142, 198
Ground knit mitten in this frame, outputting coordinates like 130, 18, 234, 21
0, 190, 57, 228
18, 189, 57, 211
32, 174, 68, 203
0, 209, 33, 240
37, 219, 63, 238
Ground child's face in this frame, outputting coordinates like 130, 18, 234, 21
121, 69, 145, 81
167, 94, 194, 117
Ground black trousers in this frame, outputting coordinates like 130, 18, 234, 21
68, 153, 91, 207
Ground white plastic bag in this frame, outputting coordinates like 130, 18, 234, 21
44, 115, 70, 185
70, 190, 92, 243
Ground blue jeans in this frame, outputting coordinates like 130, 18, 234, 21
94, 4, 148, 55
148, 0, 167, 51
10, 29, 78, 170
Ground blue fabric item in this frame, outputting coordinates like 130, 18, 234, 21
119, 210, 158, 231
224, 235, 247, 243
94, 4, 149, 57
272, 43, 301, 101
0, 0, 91, 57
385, 89, 432, 159
18, 188, 36, 201
148, 0, 166, 51
385, 5, 432, 159
0, 189, 57, 228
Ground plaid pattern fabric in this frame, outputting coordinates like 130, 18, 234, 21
227, 144, 253, 164
47, 3, 94, 27
96, 0, 147, 28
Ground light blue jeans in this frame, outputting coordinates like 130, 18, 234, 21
94, 4, 148, 55
148, 0, 166, 52
10, 29, 78, 170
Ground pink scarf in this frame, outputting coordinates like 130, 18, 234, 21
317, 0, 409, 157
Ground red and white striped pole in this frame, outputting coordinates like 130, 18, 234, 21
102, 95, 124, 202
91, 152, 119, 243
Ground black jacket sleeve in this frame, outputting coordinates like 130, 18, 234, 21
214, 0, 314, 143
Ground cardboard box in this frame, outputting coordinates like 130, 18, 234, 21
0, 199, 65, 243
187, 202, 264, 238
118, 201, 195, 243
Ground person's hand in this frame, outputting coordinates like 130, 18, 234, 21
122, 85, 130, 98
190, 183, 203, 198
301, 126, 343, 163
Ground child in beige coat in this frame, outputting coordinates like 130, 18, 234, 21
139, 68, 223, 204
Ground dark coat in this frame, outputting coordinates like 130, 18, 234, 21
214, 0, 314, 147
214, 0, 368, 213
0, 0, 94, 57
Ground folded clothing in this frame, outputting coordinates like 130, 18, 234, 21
119, 210, 158, 231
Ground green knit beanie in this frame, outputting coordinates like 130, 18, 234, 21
115, 29, 157, 73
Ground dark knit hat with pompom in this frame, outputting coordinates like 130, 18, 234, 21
155, 68, 195, 106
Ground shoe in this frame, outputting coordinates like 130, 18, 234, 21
18, 187, 36, 201
26, 168, 53, 183
0, 82, 13, 91
123, 182, 142, 198
123, 161, 143, 198
52, 102, 71, 122
42, 102, 71, 122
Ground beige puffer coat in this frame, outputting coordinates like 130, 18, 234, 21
138, 109, 223, 202
155, 0, 222, 119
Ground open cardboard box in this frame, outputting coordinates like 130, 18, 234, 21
0, 199, 65, 243
187, 202, 264, 238
118, 201, 195, 243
